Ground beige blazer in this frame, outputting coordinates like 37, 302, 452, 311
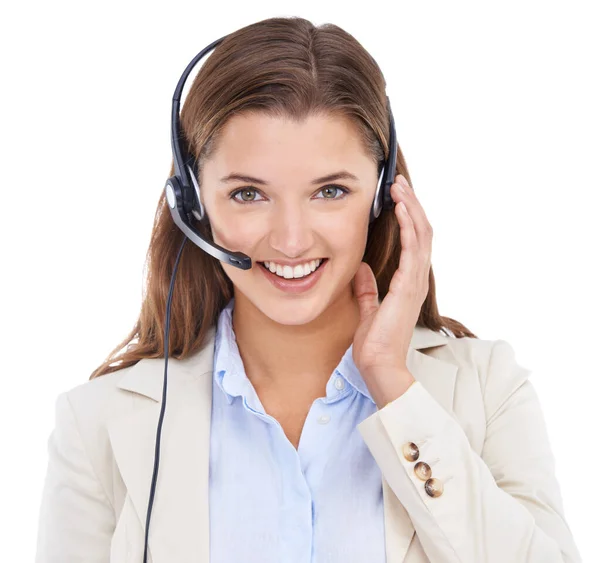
35, 324, 582, 563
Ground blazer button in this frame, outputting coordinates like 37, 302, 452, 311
414, 461, 431, 481
402, 442, 420, 462
424, 477, 444, 497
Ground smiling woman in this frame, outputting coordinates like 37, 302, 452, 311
194, 108, 381, 315
35, 14, 582, 563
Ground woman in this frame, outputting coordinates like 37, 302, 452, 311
35, 16, 582, 563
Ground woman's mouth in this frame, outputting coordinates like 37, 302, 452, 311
258, 259, 329, 294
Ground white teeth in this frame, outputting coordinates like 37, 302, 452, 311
263, 259, 323, 279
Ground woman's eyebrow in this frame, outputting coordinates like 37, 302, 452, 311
218, 170, 360, 186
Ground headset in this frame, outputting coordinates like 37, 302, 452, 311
144, 32, 399, 563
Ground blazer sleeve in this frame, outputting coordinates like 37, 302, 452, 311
35, 391, 115, 563
357, 339, 582, 563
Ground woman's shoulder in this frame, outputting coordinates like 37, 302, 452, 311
417, 326, 499, 374
58, 342, 214, 425
425, 330, 534, 426
63, 361, 138, 404
420, 327, 527, 382
445, 333, 530, 391
52, 362, 143, 440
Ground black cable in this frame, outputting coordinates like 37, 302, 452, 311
143, 236, 188, 563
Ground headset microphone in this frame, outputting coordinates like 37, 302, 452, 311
144, 32, 399, 563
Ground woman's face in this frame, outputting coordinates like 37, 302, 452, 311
199, 111, 379, 326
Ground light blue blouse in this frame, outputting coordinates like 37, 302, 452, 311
208, 297, 386, 562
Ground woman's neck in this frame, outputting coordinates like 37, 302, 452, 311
231, 288, 361, 395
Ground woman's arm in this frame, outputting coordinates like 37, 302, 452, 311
35, 391, 115, 563
358, 339, 582, 563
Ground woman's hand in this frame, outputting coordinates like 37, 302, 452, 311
352, 174, 434, 409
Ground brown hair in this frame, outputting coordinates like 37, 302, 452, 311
89, 16, 477, 381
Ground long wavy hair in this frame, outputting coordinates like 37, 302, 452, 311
89, 16, 477, 380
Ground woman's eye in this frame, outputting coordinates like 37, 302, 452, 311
230, 187, 266, 204
315, 185, 349, 200
229, 185, 349, 204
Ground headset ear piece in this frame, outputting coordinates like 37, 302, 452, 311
165, 176, 184, 211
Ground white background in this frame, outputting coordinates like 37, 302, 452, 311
1, 0, 597, 561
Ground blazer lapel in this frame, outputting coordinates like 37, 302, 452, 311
106, 324, 457, 563
106, 325, 216, 563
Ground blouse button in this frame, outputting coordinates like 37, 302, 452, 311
402, 442, 420, 462
414, 461, 431, 481
424, 477, 444, 497
317, 414, 331, 424
334, 377, 345, 391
